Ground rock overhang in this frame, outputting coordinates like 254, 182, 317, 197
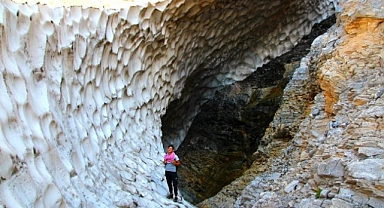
0, 0, 335, 206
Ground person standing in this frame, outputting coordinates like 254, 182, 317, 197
163, 144, 181, 202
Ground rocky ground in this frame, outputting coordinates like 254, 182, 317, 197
197, 0, 384, 207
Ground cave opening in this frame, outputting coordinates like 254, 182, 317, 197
161, 13, 336, 204
0, 0, 346, 206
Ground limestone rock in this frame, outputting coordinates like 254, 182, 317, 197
317, 158, 344, 178
347, 159, 384, 197
284, 180, 300, 193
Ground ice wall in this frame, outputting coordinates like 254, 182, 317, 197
0, 0, 334, 207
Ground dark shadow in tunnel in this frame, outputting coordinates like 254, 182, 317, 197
161, 15, 336, 204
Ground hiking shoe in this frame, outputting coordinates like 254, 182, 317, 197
166, 194, 173, 199
173, 196, 177, 202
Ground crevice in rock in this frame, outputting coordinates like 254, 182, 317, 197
165, 14, 336, 205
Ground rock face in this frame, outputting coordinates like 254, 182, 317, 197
0, 0, 335, 207
198, 0, 384, 207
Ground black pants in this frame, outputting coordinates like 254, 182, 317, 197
165, 171, 178, 196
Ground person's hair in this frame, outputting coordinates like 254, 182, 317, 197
168, 144, 174, 150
